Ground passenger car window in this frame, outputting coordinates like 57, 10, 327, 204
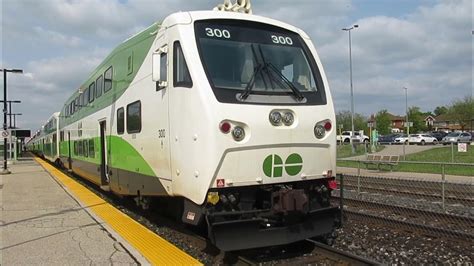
104, 66, 113, 92
89, 82, 95, 103
127, 101, 141, 133
96, 75, 103, 98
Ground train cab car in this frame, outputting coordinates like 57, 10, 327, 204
47, 1, 339, 251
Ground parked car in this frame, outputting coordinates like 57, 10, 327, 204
337, 131, 369, 143
408, 134, 438, 145
378, 134, 400, 144
393, 134, 408, 144
442, 132, 472, 144
430, 131, 448, 141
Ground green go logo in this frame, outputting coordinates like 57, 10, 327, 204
263, 153, 303, 178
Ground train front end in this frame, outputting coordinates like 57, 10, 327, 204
176, 11, 340, 251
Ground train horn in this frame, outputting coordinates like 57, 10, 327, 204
213, 0, 252, 14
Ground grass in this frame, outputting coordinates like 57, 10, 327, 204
337, 145, 474, 176
336, 143, 384, 158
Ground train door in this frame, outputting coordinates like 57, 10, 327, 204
99, 120, 109, 189
152, 31, 173, 193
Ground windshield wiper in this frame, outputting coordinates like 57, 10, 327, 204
240, 63, 263, 100
264, 63, 305, 101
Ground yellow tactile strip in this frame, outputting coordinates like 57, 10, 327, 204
35, 158, 202, 265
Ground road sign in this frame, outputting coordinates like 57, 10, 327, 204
367, 122, 374, 128
1, 130, 9, 138
403, 122, 413, 127
458, 143, 467, 152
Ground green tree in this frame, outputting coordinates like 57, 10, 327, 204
434, 106, 448, 116
375, 109, 391, 135
408, 106, 427, 133
336, 111, 368, 133
448, 96, 474, 131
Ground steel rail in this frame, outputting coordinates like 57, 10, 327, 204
344, 209, 474, 239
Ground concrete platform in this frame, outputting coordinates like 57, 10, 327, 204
0, 160, 139, 265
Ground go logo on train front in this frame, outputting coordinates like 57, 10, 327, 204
263, 153, 303, 178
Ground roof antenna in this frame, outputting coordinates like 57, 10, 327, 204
214, 0, 252, 14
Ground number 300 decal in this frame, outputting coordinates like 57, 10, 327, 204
271, 35, 293, 45
205, 28, 231, 39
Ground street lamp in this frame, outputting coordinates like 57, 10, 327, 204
1, 68, 23, 174
403, 87, 409, 160
342, 24, 359, 154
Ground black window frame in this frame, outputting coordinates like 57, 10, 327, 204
104, 66, 113, 92
173, 41, 193, 88
126, 101, 141, 134
194, 19, 327, 106
96, 75, 103, 98
117, 107, 125, 135
88, 82, 95, 103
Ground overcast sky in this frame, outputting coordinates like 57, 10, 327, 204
1, 0, 473, 131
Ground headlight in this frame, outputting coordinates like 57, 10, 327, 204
282, 112, 294, 126
269, 111, 282, 126
232, 126, 245, 141
314, 124, 325, 139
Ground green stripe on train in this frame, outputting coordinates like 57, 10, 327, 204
60, 136, 155, 177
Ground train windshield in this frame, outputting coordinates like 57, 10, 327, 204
195, 20, 326, 105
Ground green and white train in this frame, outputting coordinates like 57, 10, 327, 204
28, 2, 339, 251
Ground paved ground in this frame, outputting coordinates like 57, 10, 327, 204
0, 160, 138, 265
346, 144, 443, 160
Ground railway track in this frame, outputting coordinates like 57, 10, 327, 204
339, 175, 473, 205
306, 240, 379, 265
336, 197, 474, 239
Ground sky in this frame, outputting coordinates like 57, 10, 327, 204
1, 0, 473, 131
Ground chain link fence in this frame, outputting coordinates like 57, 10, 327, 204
334, 160, 473, 240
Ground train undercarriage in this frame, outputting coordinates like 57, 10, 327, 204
182, 178, 342, 251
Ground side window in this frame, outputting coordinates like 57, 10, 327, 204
89, 82, 95, 103
83, 140, 88, 157
117, 107, 124, 135
173, 41, 192, 88
89, 139, 95, 158
104, 66, 113, 92
127, 101, 141, 134
160, 53, 167, 82
96, 75, 103, 98
84, 87, 89, 104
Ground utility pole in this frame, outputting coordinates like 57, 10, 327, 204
1, 68, 23, 174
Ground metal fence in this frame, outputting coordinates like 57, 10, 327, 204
334, 160, 473, 242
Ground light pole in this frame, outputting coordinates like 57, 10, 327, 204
404, 87, 409, 135
1, 100, 22, 128
12, 113, 22, 129
1, 68, 23, 175
342, 24, 359, 154
403, 87, 409, 160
